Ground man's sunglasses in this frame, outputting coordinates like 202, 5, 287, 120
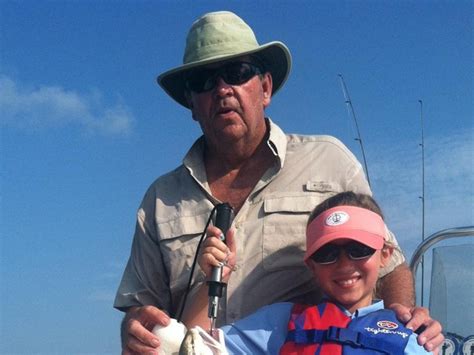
310, 241, 376, 265
185, 62, 262, 93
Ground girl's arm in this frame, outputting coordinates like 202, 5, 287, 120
181, 226, 237, 330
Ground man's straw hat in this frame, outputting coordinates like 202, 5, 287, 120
157, 11, 292, 108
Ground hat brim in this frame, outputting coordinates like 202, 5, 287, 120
157, 41, 291, 108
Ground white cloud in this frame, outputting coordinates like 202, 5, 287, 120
0, 75, 134, 136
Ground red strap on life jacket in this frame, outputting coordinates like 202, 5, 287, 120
280, 302, 351, 355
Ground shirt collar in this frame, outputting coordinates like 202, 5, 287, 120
352, 300, 385, 318
183, 117, 287, 180
265, 117, 287, 169
321, 297, 385, 318
183, 136, 208, 187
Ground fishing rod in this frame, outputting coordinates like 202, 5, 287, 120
338, 74, 371, 187
418, 99, 425, 307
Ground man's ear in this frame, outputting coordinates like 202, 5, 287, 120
185, 91, 194, 110
261, 73, 273, 108
185, 91, 199, 121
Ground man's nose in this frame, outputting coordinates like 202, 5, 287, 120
214, 76, 233, 96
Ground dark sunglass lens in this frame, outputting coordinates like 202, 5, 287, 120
347, 243, 376, 259
223, 63, 255, 84
311, 244, 339, 264
186, 69, 213, 92
201, 75, 218, 92
186, 62, 260, 93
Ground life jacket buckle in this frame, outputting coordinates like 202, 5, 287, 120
326, 326, 361, 347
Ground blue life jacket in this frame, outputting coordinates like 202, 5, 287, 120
280, 301, 412, 355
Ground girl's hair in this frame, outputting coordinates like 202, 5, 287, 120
307, 191, 384, 227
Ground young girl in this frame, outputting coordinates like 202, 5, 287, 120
182, 192, 431, 354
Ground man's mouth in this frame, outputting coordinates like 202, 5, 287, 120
217, 108, 233, 114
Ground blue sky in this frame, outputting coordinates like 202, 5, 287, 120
1, 1, 472, 354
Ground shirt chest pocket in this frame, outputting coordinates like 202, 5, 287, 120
157, 213, 209, 292
262, 193, 327, 270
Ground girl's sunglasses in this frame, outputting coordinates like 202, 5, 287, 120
185, 62, 262, 93
310, 241, 376, 265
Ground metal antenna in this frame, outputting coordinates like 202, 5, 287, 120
338, 74, 371, 187
418, 99, 426, 306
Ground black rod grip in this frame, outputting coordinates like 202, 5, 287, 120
208, 203, 234, 298
214, 203, 233, 242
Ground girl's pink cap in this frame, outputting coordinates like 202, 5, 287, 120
304, 205, 385, 262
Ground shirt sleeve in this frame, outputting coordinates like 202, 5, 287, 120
113, 188, 172, 312
221, 303, 292, 355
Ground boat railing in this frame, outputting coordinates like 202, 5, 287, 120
409, 226, 474, 274
409, 226, 474, 355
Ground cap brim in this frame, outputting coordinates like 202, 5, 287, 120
157, 41, 291, 108
304, 231, 385, 263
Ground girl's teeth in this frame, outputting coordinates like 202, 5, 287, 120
338, 278, 357, 286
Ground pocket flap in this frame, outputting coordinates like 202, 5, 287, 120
263, 192, 322, 214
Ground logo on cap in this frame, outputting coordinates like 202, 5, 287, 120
325, 211, 349, 226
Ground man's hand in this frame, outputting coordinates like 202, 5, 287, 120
121, 305, 170, 354
390, 303, 444, 354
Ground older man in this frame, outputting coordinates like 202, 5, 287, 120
115, 11, 442, 354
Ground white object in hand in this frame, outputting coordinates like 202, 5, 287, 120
152, 318, 187, 355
